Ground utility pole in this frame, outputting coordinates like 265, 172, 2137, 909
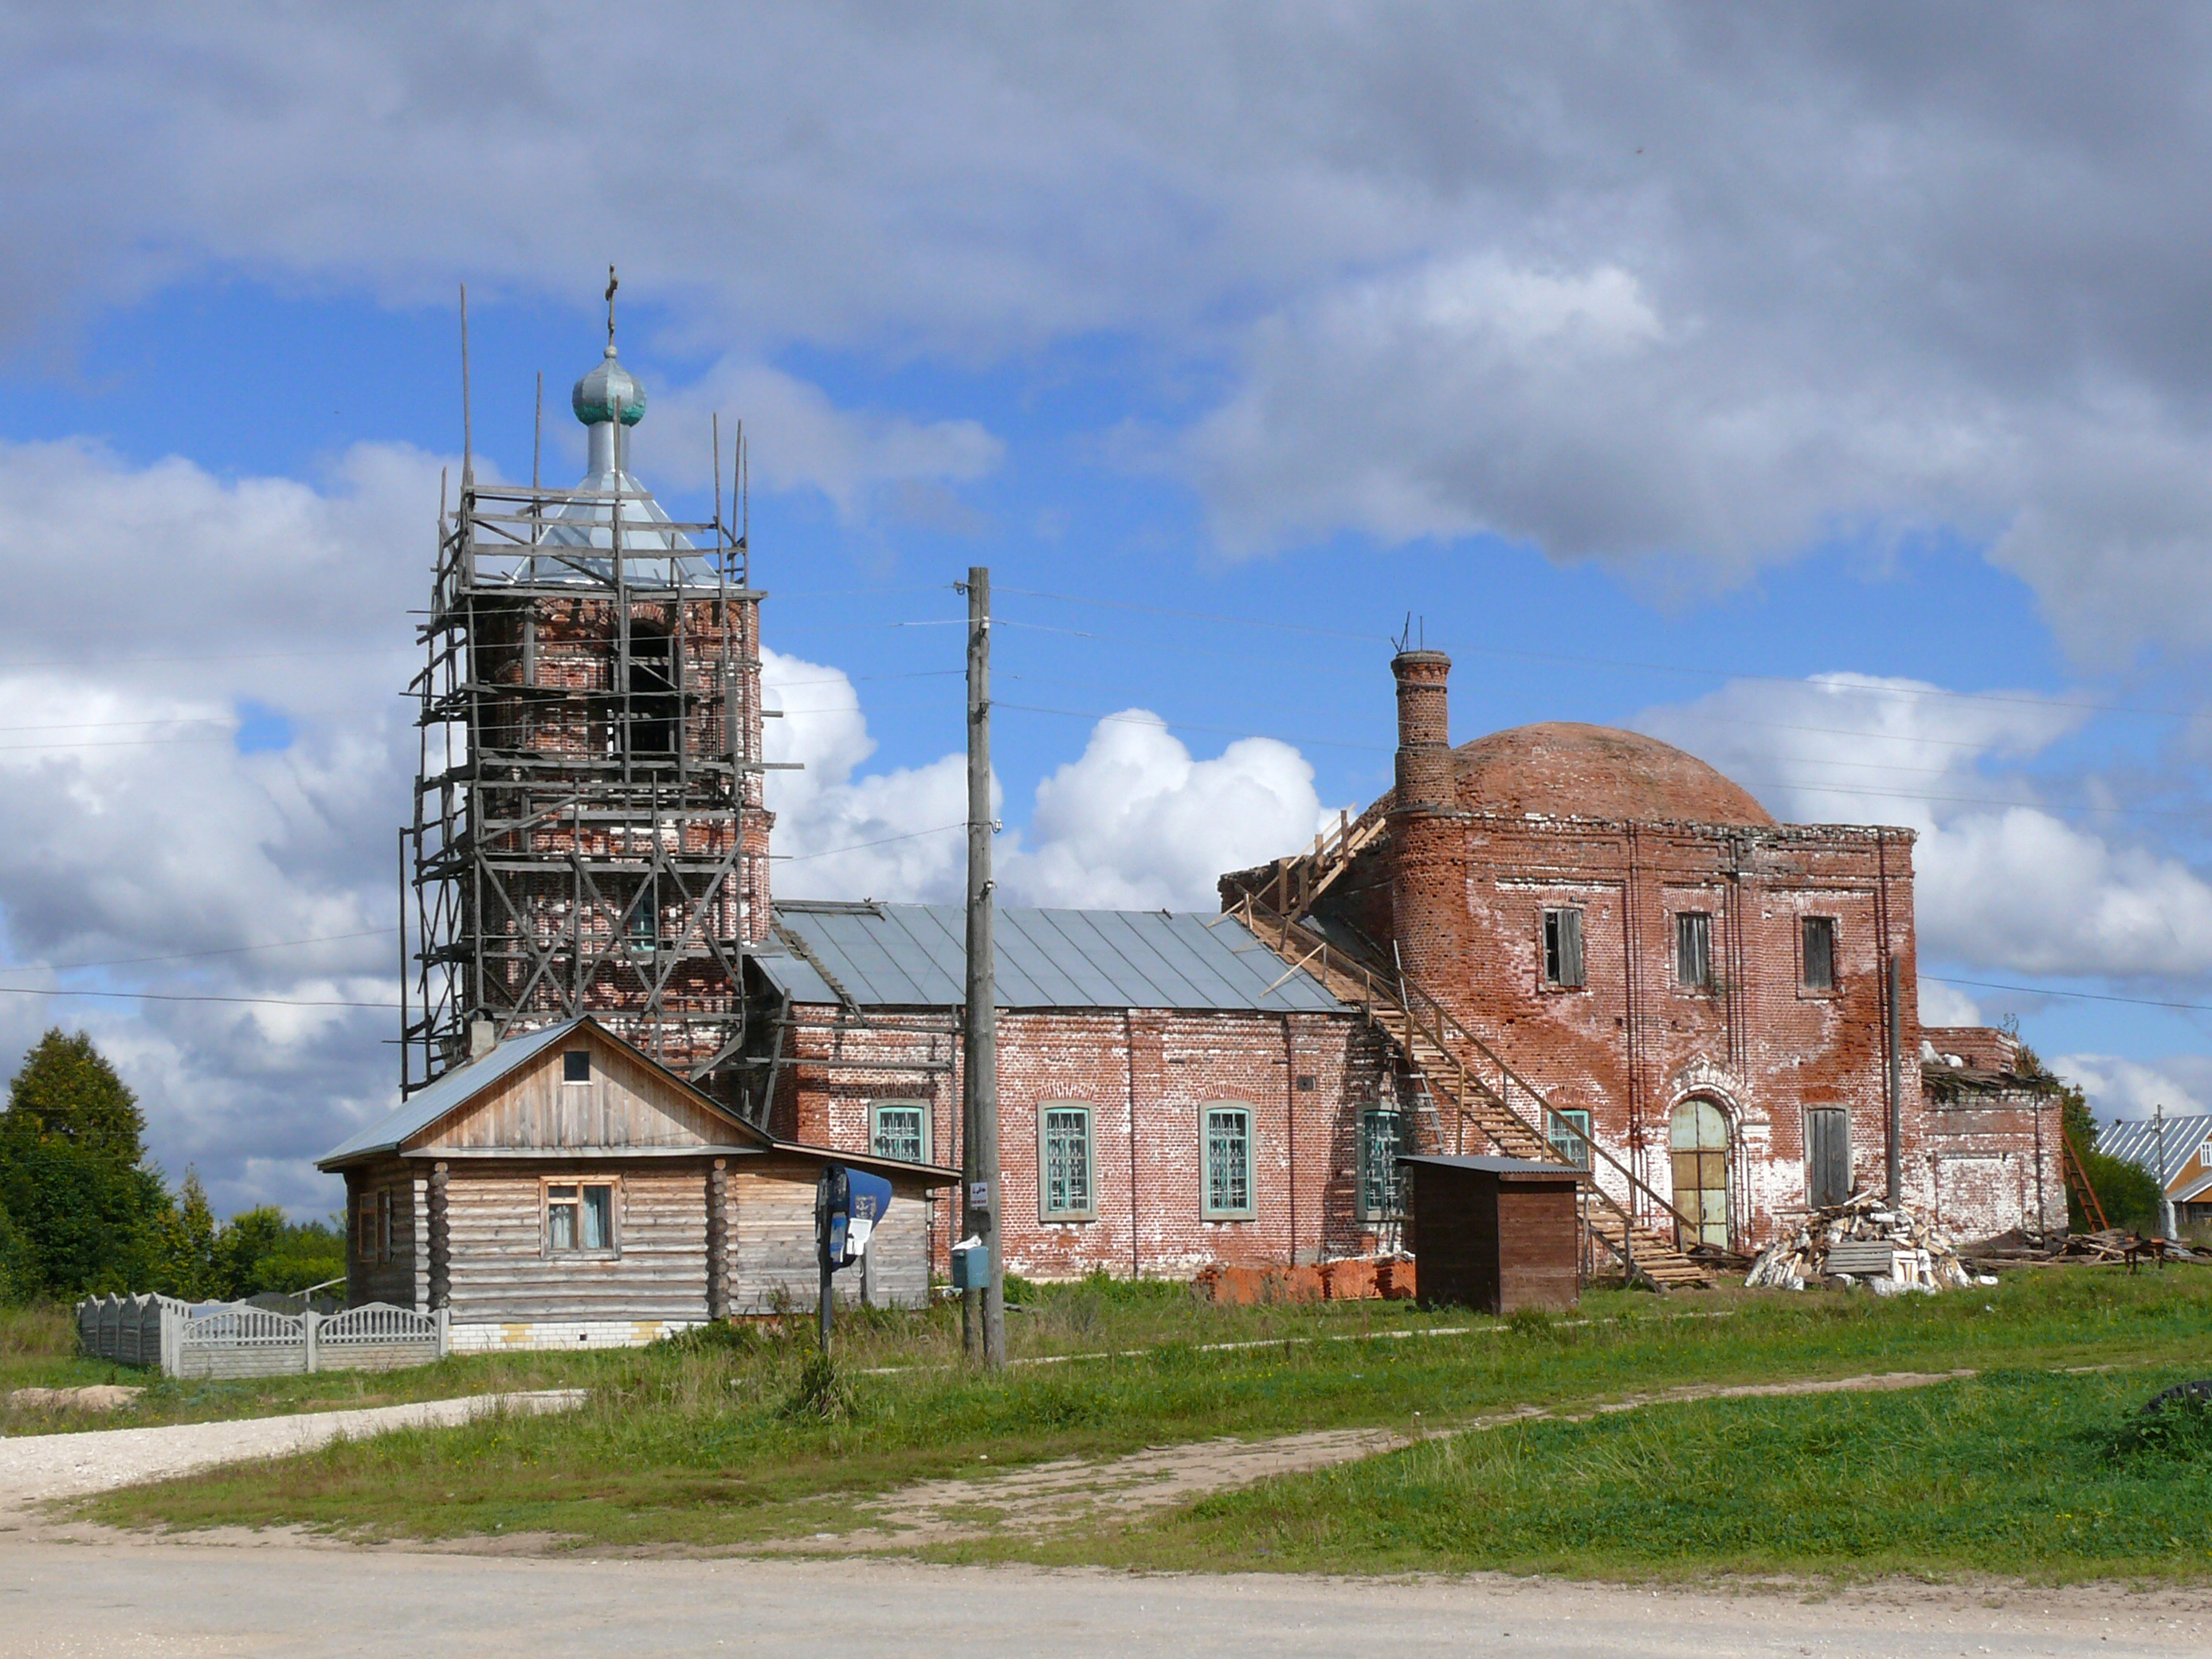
2155, 1103, 2175, 1241
961, 567, 1006, 1369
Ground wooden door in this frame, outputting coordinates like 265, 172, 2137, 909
1806, 1108, 1851, 1208
1669, 1099, 1732, 1249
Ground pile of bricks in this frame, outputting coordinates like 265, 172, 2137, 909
1192, 1257, 1417, 1305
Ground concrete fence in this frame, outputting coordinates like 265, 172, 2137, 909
76, 1296, 449, 1379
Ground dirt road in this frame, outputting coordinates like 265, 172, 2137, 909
2, 1543, 2204, 1657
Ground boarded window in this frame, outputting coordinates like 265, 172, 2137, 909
1547, 1108, 1593, 1170
1040, 1105, 1095, 1219
1806, 1108, 1852, 1207
1203, 1105, 1253, 1218
1543, 908, 1586, 988
1359, 1110, 1406, 1218
871, 1102, 926, 1164
1676, 912, 1712, 989
356, 1192, 377, 1261
563, 1049, 591, 1084
1802, 916, 1837, 991
547, 1182, 617, 1253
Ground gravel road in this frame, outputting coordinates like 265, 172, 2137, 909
2, 1545, 2205, 1657
0, 1390, 585, 1508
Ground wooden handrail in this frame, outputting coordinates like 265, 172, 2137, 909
1230, 893, 1702, 1249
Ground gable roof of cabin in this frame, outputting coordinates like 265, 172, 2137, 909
318, 1015, 956, 1183
755, 900, 1346, 1013
2097, 1114, 2212, 1190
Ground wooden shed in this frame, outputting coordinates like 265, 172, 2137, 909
1401, 1154, 1583, 1315
319, 1017, 955, 1351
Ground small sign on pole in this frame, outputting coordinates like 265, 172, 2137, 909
814, 1163, 895, 1357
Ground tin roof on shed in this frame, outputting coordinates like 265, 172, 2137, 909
757, 901, 1346, 1013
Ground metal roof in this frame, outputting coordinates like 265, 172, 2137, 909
756, 902, 1347, 1013
317, 1019, 589, 1168
1400, 1154, 1585, 1177
2099, 1114, 2212, 1187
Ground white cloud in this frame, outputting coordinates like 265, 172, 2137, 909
2053, 1053, 2211, 1123
1638, 673, 2212, 983
1916, 980, 1984, 1028
17, 12, 2212, 653
651, 359, 1003, 521
763, 652, 1334, 912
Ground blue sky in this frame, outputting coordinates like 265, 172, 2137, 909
1, 6, 2207, 1217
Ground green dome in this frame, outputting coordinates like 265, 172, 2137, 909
571, 348, 646, 426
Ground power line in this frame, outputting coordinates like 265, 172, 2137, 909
0, 985, 397, 1010
1920, 974, 2212, 1014
772, 822, 967, 863
0, 929, 394, 978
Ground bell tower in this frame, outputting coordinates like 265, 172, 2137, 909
404, 279, 773, 1111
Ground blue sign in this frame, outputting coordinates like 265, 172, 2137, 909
816, 1164, 897, 1271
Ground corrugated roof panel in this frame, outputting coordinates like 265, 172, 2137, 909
768, 902, 1346, 1014
2100, 1115, 2212, 1179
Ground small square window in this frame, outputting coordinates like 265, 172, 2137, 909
1203, 1104, 1254, 1219
563, 1049, 591, 1084
546, 1181, 616, 1253
1359, 1109, 1406, 1219
1040, 1104, 1096, 1220
871, 1102, 926, 1164
1801, 916, 1837, 992
1676, 912, 1712, 989
1543, 908, 1586, 988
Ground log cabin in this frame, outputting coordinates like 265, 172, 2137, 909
319, 1016, 954, 1350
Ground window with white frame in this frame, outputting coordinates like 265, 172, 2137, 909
870, 1101, 927, 1164
563, 1049, 592, 1084
1547, 1108, 1593, 1170
1543, 908, 1586, 988
1040, 1104, 1096, 1220
1359, 1109, 1406, 1219
1203, 1104, 1254, 1218
545, 1180, 617, 1254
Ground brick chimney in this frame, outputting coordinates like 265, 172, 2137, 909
1388, 649, 1467, 994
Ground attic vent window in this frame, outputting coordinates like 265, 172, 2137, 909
563, 1049, 592, 1084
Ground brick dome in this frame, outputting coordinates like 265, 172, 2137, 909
1452, 722, 1775, 826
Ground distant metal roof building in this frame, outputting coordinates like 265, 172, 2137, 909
755, 901, 1347, 1014
2100, 1114, 2212, 1186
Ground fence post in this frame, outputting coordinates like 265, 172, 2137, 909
159, 1303, 182, 1379
436, 1306, 450, 1358
304, 1309, 320, 1374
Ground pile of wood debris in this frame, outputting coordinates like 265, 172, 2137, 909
1745, 1194, 1985, 1292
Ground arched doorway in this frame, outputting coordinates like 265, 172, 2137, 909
1669, 1098, 1732, 1249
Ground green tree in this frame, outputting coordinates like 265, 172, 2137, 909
0, 1030, 171, 1300
153, 1171, 221, 1300
2020, 1043, 2165, 1233
2, 1029, 147, 1163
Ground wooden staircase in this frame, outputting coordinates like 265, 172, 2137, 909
1226, 880, 1712, 1290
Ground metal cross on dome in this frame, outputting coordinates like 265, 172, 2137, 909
605, 264, 618, 350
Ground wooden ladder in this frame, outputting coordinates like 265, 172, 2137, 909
1230, 893, 1714, 1291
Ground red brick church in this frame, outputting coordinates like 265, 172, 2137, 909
754, 649, 2062, 1284
379, 312, 2059, 1296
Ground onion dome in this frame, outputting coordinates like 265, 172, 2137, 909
571, 347, 646, 427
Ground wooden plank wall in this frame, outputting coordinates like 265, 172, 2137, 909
730, 1155, 935, 1312
422, 1032, 738, 1153
444, 1162, 711, 1323
347, 1163, 421, 1310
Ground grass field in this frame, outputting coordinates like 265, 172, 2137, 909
73, 1265, 2212, 1583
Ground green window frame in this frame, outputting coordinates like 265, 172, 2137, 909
1038, 1103, 1096, 1221
869, 1101, 927, 1165
1546, 1108, 1593, 1171
1202, 1104, 1255, 1219
1359, 1109, 1406, 1220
